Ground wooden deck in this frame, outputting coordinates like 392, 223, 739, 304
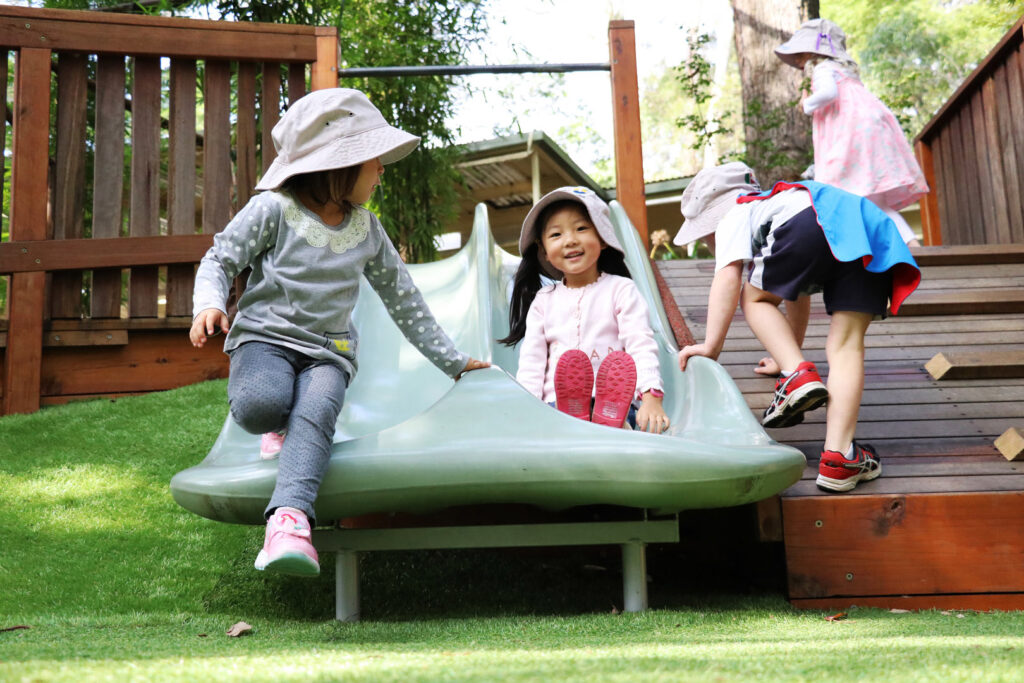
657, 247, 1024, 611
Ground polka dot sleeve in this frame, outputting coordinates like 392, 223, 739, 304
363, 219, 469, 379
193, 193, 281, 318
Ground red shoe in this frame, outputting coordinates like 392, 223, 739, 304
761, 361, 829, 428
554, 349, 593, 420
816, 442, 881, 492
592, 351, 637, 428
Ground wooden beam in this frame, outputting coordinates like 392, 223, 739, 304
925, 350, 1024, 380
0, 329, 128, 349
3, 48, 51, 416
898, 289, 1024, 316
914, 140, 942, 246
784, 492, 1024, 599
0, 234, 214, 273
995, 427, 1024, 461
311, 26, 338, 90
608, 20, 648, 246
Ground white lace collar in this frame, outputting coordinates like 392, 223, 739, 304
274, 191, 371, 255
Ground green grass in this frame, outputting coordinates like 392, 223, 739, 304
3, 381, 1024, 681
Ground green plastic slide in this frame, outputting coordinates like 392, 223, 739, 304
170, 202, 805, 524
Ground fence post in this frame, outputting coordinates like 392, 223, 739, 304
608, 19, 648, 247
3, 48, 51, 415
915, 139, 943, 246
312, 27, 338, 90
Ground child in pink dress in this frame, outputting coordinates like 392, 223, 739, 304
499, 187, 669, 433
776, 18, 928, 247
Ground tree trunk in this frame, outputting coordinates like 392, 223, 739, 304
731, 0, 817, 186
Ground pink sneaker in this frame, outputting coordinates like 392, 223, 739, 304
260, 431, 286, 460
254, 507, 319, 576
592, 351, 637, 428
554, 349, 594, 420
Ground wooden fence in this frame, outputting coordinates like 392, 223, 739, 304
0, 6, 338, 414
915, 14, 1024, 246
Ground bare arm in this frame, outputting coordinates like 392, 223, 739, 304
678, 261, 743, 371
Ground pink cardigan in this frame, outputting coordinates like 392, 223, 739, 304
516, 273, 663, 403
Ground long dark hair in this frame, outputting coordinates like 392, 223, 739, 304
282, 166, 362, 214
498, 200, 631, 347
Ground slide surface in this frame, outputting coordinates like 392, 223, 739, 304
171, 202, 805, 524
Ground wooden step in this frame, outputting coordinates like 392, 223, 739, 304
910, 244, 1024, 266
925, 350, 1024, 380
899, 289, 1024, 315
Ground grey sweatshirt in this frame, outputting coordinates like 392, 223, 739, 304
193, 190, 469, 380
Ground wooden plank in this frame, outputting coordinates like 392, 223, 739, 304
51, 52, 90, 320
1009, 47, 1024, 243
203, 60, 233, 235
49, 317, 194, 331
0, 329, 129, 349
0, 9, 318, 61
91, 54, 127, 319
793, 458, 1024, 480
608, 20, 647, 246
783, 474, 1024, 497
947, 108, 974, 245
897, 289, 1024, 316
755, 495, 783, 542
768, 417, 1013, 443
261, 62, 282, 175
791, 593, 1024, 612
780, 437, 999, 461
913, 140, 941, 246
128, 56, 161, 319
932, 127, 955, 245
995, 427, 1024, 461
992, 61, 1024, 243
784, 492, 1024, 598
39, 329, 228, 397
166, 59, 198, 319
235, 62, 258, 209
3, 48, 51, 415
926, 350, 1024, 380
288, 61, 306, 103
970, 88, 1000, 244
0, 235, 213, 273
311, 27, 338, 90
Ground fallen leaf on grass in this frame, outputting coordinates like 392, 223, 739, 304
824, 612, 847, 622
889, 609, 911, 614
197, 634, 208, 638
1, 625, 30, 632
226, 621, 252, 637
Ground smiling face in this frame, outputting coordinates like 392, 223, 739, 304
539, 204, 605, 287
348, 157, 384, 205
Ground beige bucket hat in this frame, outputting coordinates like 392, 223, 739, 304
518, 186, 622, 279
255, 88, 420, 191
673, 162, 760, 246
774, 18, 852, 68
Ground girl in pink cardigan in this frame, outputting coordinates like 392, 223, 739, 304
499, 187, 669, 433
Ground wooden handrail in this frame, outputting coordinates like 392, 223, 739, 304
0, 234, 214, 274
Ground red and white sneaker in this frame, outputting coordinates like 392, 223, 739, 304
592, 351, 637, 428
761, 361, 829, 428
816, 442, 881, 492
260, 430, 286, 460
554, 349, 594, 420
254, 507, 320, 576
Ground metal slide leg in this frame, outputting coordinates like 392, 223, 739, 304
336, 549, 360, 622
621, 541, 648, 612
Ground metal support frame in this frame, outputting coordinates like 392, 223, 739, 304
313, 518, 679, 622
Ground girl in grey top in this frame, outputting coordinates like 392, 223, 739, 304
189, 88, 488, 578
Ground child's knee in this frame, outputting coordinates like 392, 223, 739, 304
229, 394, 289, 434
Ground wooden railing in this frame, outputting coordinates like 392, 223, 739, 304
914, 14, 1024, 247
0, 6, 338, 414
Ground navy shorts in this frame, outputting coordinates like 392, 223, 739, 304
748, 206, 892, 316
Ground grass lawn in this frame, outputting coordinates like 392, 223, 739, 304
3, 380, 1024, 681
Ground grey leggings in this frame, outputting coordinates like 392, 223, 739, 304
228, 341, 349, 525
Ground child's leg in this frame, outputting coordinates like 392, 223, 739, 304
823, 310, 873, 452
228, 341, 296, 434
741, 284, 804, 371
264, 359, 349, 523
